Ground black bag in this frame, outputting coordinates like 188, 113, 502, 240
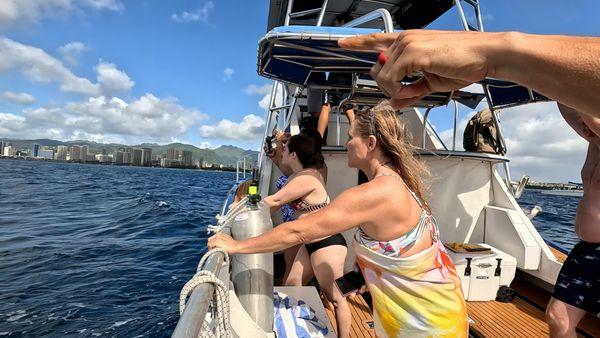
463, 108, 505, 155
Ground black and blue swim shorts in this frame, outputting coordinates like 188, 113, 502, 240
552, 240, 600, 316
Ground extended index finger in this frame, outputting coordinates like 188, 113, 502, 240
338, 32, 400, 52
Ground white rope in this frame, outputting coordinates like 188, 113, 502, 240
179, 248, 231, 338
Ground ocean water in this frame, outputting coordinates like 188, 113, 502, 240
0, 160, 233, 337
518, 188, 581, 252
0, 159, 581, 337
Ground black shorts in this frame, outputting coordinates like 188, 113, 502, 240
552, 240, 600, 316
305, 233, 347, 255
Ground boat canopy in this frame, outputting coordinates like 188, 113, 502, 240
257, 25, 549, 109
266, 0, 454, 31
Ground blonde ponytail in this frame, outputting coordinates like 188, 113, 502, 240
355, 101, 431, 212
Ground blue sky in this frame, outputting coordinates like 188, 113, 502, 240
0, 1, 598, 181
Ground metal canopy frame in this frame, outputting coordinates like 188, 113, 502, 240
258, 0, 543, 195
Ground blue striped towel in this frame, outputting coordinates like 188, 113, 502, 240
273, 291, 329, 338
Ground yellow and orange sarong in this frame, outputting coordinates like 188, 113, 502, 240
354, 237, 468, 337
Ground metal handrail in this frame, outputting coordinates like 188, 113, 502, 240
172, 250, 227, 338
421, 107, 433, 149
284, 0, 329, 27
342, 8, 394, 33
452, 100, 458, 150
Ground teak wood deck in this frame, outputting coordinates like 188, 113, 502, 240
320, 248, 600, 338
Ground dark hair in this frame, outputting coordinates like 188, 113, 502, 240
334, 12, 353, 25
287, 133, 324, 169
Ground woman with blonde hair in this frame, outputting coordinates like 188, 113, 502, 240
210, 101, 467, 337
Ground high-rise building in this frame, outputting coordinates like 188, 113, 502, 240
142, 148, 152, 167
70, 145, 81, 162
56, 146, 68, 161
131, 149, 142, 166
38, 148, 54, 159
31, 144, 40, 157
181, 150, 193, 166
3, 145, 14, 157
167, 148, 179, 161
114, 151, 124, 164
141, 148, 152, 166
0, 141, 4, 156
122, 150, 132, 165
81, 145, 89, 162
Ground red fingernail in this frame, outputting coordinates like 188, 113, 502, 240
377, 52, 388, 66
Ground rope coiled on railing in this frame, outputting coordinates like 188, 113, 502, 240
179, 248, 231, 338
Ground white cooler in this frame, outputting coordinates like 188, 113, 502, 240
447, 244, 517, 301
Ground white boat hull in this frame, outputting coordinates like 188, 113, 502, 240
541, 190, 583, 197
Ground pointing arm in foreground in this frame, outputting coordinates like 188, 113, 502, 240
339, 30, 600, 117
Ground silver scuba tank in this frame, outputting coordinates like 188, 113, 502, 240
230, 192, 274, 333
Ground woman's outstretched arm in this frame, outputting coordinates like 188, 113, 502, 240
209, 183, 376, 254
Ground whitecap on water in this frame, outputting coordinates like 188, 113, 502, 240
6, 310, 27, 322
111, 318, 134, 328
154, 200, 169, 208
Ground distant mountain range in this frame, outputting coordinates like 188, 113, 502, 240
0, 138, 258, 166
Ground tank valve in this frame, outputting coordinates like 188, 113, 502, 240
247, 180, 261, 205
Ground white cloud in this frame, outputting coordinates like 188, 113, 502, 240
222, 67, 234, 81
0, 37, 98, 95
171, 1, 214, 23
259, 94, 271, 111
82, 0, 123, 11
438, 102, 587, 182
199, 114, 265, 140
245, 84, 272, 96
0, 94, 208, 144
0, 0, 123, 28
0, 38, 133, 96
198, 141, 212, 149
258, 83, 284, 111
1, 91, 35, 105
96, 61, 134, 96
247, 84, 274, 110
58, 41, 86, 66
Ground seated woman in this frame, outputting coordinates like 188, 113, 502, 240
263, 132, 351, 338
210, 101, 467, 337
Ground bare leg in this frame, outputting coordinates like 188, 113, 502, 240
310, 245, 351, 338
546, 297, 586, 338
282, 244, 301, 284
284, 245, 314, 286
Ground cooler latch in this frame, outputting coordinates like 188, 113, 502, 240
495, 258, 502, 277
464, 257, 472, 276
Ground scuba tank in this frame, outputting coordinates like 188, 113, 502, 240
230, 181, 274, 333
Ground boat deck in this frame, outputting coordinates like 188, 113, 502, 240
320, 248, 600, 337
323, 294, 376, 338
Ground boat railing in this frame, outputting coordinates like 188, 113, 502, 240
235, 156, 252, 183
172, 248, 229, 338
284, 0, 329, 26
455, 0, 485, 32
342, 8, 394, 32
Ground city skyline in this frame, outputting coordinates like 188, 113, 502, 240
0, 137, 258, 170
